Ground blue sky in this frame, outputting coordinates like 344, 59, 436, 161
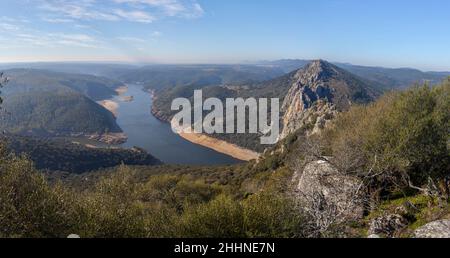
0, 0, 449, 71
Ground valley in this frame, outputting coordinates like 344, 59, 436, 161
0, 60, 449, 239
104, 84, 242, 165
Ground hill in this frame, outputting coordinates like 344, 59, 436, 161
0, 63, 136, 78
152, 60, 381, 152
3, 69, 123, 101
259, 59, 450, 89
0, 90, 121, 137
336, 63, 450, 89
281, 60, 380, 137
3, 134, 161, 174
0, 69, 125, 142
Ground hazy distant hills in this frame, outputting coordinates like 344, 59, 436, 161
116, 64, 285, 91
258, 59, 450, 89
0, 63, 136, 79
0, 69, 122, 137
2, 61, 448, 91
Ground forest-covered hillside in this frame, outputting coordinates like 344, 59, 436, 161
0, 90, 121, 136
0, 69, 123, 138
3, 135, 161, 174
3, 69, 122, 100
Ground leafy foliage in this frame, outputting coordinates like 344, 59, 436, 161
315, 79, 449, 195
0, 154, 306, 238
0, 150, 75, 237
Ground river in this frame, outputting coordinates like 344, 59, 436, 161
111, 84, 241, 165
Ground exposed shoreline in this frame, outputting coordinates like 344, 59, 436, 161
115, 85, 128, 95
169, 119, 260, 162
94, 85, 130, 144
150, 88, 261, 161
97, 100, 119, 117
97, 85, 130, 117
177, 131, 261, 161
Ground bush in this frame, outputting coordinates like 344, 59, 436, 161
243, 192, 307, 238
0, 152, 74, 237
73, 165, 147, 238
179, 195, 245, 238
323, 80, 450, 195
141, 175, 222, 212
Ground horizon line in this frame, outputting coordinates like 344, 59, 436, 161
1, 59, 450, 73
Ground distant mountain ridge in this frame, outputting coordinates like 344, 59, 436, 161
257, 59, 450, 89
116, 64, 285, 91
3, 61, 448, 91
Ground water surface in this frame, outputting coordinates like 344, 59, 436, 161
113, 84, 241, 165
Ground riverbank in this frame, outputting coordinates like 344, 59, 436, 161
151, 90, 260, 161
98, 86, 131, 117
98, 100, 119, 117
177, 131, 261, 161
115, 85, 128, 95
86, 132, 128, 145
170, 120, 260, 161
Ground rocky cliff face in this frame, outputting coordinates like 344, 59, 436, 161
281, 60, 378, 138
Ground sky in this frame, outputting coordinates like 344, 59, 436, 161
0, 0, 449, 71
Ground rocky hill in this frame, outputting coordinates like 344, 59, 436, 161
150, 60, 382, 152
281, 60, 380, 137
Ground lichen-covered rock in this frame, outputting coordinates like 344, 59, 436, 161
414, 220, 450, 238
294, 160, 365, 222
368, 214, 408, 237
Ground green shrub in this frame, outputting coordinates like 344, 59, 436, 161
0, 153, 74, 237
324, 80, 450, 195
179, 195, 245, 238
243, 192, 307, 238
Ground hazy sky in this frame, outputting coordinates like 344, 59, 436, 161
0, 0, 449, 71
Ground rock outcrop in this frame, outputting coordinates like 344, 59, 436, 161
368, 214, 408, 237
414, 220, 450, 238
293, 160, 365, 222
281, 60, 377, 138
